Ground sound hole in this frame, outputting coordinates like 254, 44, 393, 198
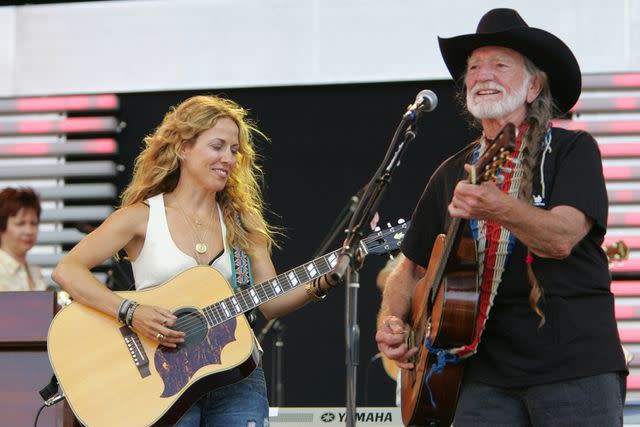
172, 307, 207, 348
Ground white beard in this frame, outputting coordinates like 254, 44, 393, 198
467, 76, 530, 120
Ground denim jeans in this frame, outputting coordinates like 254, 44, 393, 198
175, 367, 269, 427
453, 372, 626, 427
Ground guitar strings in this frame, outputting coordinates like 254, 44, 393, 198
152, 230, 402, 340
154, 230, 400, 340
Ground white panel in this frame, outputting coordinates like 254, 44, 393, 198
0, 0, 638, 96
0, 8, 16, 96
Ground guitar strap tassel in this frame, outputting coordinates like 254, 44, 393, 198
424, 338, 460, 408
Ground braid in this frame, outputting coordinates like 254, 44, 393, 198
521, 57, 557, 327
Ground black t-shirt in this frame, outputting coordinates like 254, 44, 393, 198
401, 127, 627, 387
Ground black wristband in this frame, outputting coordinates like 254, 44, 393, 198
117, 299, 132, 324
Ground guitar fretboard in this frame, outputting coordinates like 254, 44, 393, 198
201, 249, 341, 327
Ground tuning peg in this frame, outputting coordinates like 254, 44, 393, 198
373, 226, 381, 232
387, 222, 392, 228
398, 218, 405, 224
389, 253, 395, 260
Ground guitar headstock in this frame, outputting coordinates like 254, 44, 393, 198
364, 219, 411, 255
469, 122, 517, 185
605, 240, 629, 263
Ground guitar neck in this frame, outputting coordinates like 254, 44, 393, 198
201, 249, 341, 327
430, 216, 463, 302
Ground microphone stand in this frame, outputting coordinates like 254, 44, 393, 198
257, 187, 364, 384
313, 187, 364, 258
331, 107, 424, 427
270, 320, 286, 406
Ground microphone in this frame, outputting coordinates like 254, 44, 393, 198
404, 89, 438, 119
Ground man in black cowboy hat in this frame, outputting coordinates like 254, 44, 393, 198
376, 8, 627, 426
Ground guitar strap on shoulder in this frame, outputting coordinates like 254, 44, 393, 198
455, 121, 529, 358
229, 212, 254, 291
230, 247, 253, 291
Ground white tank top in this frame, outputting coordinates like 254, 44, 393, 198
131, 193, 232, 290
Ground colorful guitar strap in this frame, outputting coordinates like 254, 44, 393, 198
230, 247, 254, 290
454, 121, 530, 358
422, 122, 532, 409
229, 212, 254, 290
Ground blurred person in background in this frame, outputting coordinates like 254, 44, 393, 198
0, 187, 46, 291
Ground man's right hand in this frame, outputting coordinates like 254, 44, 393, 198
376, 315, 418, 369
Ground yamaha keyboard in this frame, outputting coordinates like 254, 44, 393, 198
269, 404, 640, 426
269, 407, 402, 426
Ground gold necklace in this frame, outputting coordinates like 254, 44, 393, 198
179, 206, 214, 256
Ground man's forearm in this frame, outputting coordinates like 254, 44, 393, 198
377, 256, 420, 327
497, 198, 591, 259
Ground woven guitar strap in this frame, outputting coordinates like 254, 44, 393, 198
453, 121, 529, 358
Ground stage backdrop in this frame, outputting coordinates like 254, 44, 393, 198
115, 80, 476, 406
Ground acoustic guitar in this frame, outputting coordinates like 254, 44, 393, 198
47, 222, 409, 427
401, 124, 516, 426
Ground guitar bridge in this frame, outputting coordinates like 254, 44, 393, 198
120, 326, 151, 378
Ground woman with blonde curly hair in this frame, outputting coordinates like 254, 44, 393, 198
53, 95, 333, 426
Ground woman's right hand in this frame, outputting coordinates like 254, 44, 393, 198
375, 315, 418, 369
131, 304, 185, 348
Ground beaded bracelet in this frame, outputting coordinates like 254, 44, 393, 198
125, 302, 140, 328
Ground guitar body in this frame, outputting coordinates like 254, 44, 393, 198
48, 266, 257, 427
401, 233, 479, 426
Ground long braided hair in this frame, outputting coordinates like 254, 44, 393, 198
458, 55, 557, 326
520, 57, 556, 326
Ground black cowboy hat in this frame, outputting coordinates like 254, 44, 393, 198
438, 8, 581, 114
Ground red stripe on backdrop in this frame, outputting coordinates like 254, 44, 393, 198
618, 329, 640, 342
59, 117, 113, 133
614, 98, 640, 110
627, 376, 640, 389
608, 189, 637, 202
94, 95, 118, 109
611, 281, 640, 295
17, 121, 53, 133
604, 235, 640, 248
599, 144, 640, 157
613, 74, 640, 88
84, 138, 117, 154
610, 259, 640, 272
17, 96, 90, 112
607, 212, 640, 226
603, 166, 633, 179
615, 305, 639, 319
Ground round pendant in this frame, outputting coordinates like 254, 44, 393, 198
195, 243, 207, 254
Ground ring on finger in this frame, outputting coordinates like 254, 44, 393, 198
156, 333, 165, 341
